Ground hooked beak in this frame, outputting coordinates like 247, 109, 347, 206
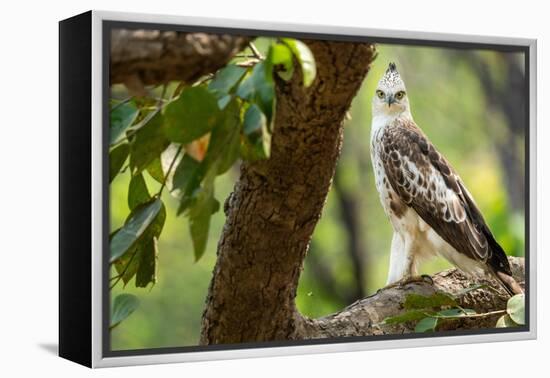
386, 95, 396, 107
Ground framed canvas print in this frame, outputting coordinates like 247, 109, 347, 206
59, 10, 537, 368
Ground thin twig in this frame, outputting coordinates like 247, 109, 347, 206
248, 41, 263, 60
430, 309, 506, 320
236, 58, 261, 68
234, 54, 260, 59
193, 73, 215, 87
173, 81, 186, 98
111, 96, 134, 111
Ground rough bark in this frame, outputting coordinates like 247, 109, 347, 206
298, 256, 524, 338
110, 29, 250, 86
200, 41, 377, 344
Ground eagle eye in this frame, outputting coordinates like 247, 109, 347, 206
376, 90, 385, 99
395, 91, 406, 100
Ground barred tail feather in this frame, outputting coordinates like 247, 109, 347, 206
495, 271, 524, 296
485, 231, 523, 297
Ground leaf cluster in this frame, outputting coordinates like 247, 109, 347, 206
108, 38, 317, 327
381, 285, 525, 333
382, 286, 479, 333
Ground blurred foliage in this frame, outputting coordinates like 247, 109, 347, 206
110, 41, 525, 350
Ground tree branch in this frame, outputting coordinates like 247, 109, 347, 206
110, 29, 251, 86
297, 256, 524, 338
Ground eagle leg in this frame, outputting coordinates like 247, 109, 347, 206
386, 232, 420, 284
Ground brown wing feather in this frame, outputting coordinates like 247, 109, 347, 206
380, 118, 509, 272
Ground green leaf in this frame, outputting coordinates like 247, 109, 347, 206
135, 237, 158, 288
163, 86, 219, 144
208, 64, 247, 94
243, 103, 267, 140
188, 194, 219, 261
215, 124, 240, 175
236, 62, 267, 100
236, 61, 274, 121
269, 43, 294, 81
113, 243, 140, 285
128, 173, 150, 210
129, 112, 170, 175
506, 293, 525, 325
145, 200, 166, 239
282, 38, 317, 87
189, 206, 212, 261
496, 314, 518, 328
240, 104, 271, 161
114, 238, 164, 289
174, 155, 207, 215
110, 293, 139, 329
217, 94, 233, 110
110, 198, 162, 263
110, 101, 139, 145
203, 99, 241, 175
383, 310, 435, 325
173, 100, 241, 214
113, 202, 166, 286
415, 317, 438, 332
109, 143, 129, 183
177, 194, 197, 217
109, 228, 120, 240
172, 154, 201, 194
403, 292, 458, 310
182, 166, 220, 260
146, 158, 164, 184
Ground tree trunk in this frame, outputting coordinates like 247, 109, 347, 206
110, 29, 250, 86
200, 41, 377, 344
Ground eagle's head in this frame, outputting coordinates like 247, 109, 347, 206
372, 62, 410, 117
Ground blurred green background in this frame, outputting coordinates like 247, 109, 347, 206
110, 42, 526, 350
